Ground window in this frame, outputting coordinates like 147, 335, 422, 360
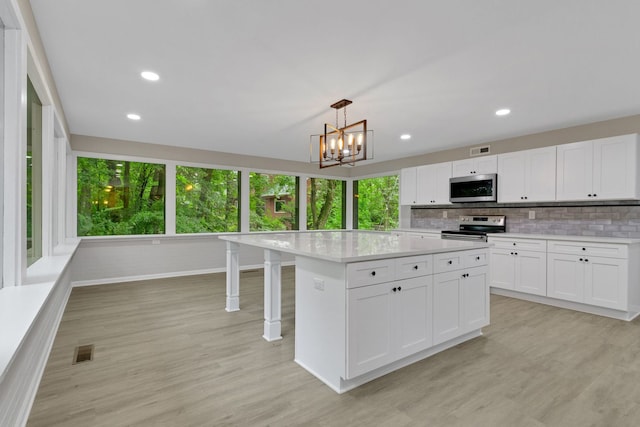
176, 166, 239, 233
307, 177, 344, 230
354, 175, 399, 230
249, 173, 297, 231
77, 157, 165, 236
27, 77, 42, 266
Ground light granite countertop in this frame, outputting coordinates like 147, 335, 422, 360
219, 230, 488, 263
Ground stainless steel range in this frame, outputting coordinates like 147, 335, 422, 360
441, 215, 506, 242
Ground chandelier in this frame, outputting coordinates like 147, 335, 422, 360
311, 99, 371, 168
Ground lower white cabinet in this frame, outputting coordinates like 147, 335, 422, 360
433, 266, 489, 345
490, 248, 546, 296
489, 235, 639, 319
547, 253, 627, 310
347, 276, 433, 378
489, 237, 547, 296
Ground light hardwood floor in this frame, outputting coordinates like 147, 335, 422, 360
28, 268, 640, 427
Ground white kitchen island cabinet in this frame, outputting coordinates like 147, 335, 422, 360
220, 231, 489, 393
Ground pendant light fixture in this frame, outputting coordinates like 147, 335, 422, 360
311, 99, 372, 168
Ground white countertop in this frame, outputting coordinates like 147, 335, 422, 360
488, 233, 640, 245
219, 230, 488, 263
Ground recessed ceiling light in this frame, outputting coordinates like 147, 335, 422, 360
400, 134, 411, 140
495, 108, 511, 116
140, 71, 159, 81
127, 113, 141, 120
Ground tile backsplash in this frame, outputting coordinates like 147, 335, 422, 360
410, 204, 640, 238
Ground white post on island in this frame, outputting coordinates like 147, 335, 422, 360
263, 249, 282, 341
225, 241, 240, 312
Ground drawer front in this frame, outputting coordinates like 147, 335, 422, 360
488, 237, 547, 252
395, 255, 433, 280
347, 259, 396, 288
434, 252, 464, 274
463, 249, 488, 268
547, 240, 628, 258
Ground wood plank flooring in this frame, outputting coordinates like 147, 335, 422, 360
28, 268, 640, 426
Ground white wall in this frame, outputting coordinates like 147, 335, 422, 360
72, 235, 294, 286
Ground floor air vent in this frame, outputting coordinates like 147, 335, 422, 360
73, 344, 94, 364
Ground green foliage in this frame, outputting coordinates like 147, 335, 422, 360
249, 173, 297, 231
307, 178, 343, 230
176, 167, 238, 233
77, 157, 165, 236
356, 175, 399, 231
77, 158, 399, 236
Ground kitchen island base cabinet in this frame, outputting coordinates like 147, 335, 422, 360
433, 266, 489, 345
294, 251, 488, 394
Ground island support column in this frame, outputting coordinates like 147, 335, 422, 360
225, 241, 240, 312
263, 249, 282, 341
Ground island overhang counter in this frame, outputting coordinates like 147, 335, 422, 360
219, 230, 490, 393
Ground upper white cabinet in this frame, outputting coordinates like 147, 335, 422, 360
400, 162, 452, 205
400, 167, 418, 205
497, 146, 557, 203
416, 162, 452, 205
556, 134, 640, 201
452, 155, 497, 178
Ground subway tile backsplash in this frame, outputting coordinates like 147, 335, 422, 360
410, 204, 640, 238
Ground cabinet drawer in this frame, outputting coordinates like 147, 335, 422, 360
347, 259, 396, 288
488, 237, 547, 252
433, 252, 464, 273
547, 240, 627, 258
395, 255, 433, 280
463, 249, 488, 268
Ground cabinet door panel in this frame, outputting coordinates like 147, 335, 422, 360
547, 253, 584, 302
556, 141, 593, 201
526, 146, 557, 202
415, 164, 434, 204
433, 272, 462, 345
346, 283, 395, 378
490, 249, 515, 290
475, 155, 498, 175
497, 151, 525, 203
400, 167, 417, 205
452, 159, 475, 177
584, 257, 627, 310
395, 277, 433, 359
593, 135, 638, 200
515, 251, 546, 296
433, 162, 453, 204
462, 267, 489, 331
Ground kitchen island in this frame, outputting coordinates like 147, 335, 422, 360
219, 230, 490, 393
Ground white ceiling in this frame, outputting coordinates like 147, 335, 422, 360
30, 0, 640, 164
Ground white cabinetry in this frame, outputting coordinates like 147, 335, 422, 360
432, 250, 489, 345
497, 146, 556, 203
400, 162, 452, 205
556, 134, 640, 201
547, 241, 628, 310
400, 167, 418, 205
452, 155, 497, 177
416, 163, 452, 204
347, 276, 433, 377
345, 248, 488, 380
488, 237, 547, 296
346, 256, 434, 379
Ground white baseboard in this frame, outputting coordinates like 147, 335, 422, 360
72, 261, 296, 287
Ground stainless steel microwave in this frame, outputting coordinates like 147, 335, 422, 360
449, 174, 497, 202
